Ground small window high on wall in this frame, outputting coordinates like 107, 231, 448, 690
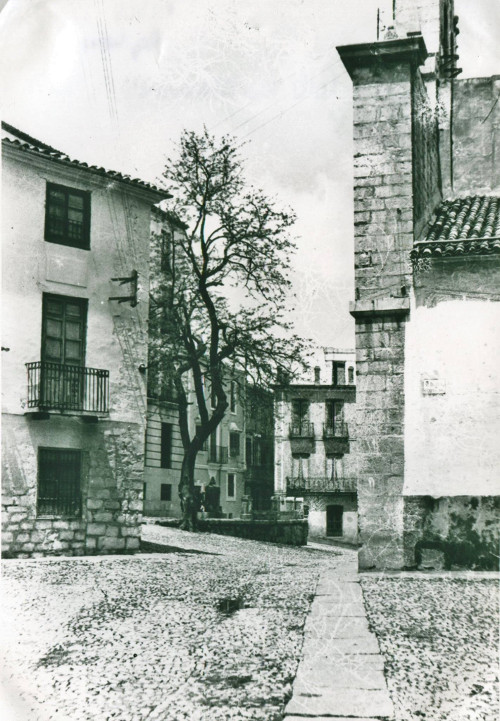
45, 183, 91, 250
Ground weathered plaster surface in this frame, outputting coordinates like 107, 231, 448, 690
1, 147, 156, 557
405, 260, 500, 496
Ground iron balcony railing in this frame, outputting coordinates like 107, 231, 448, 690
289, 421, 314, 439
323, 422, 349, 439
26, 361, 109, 414
208, 445, 228, 464
286, 476, 357, 493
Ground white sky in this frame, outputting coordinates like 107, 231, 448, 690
1, 0, 499, 348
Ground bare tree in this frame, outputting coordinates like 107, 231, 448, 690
149, 128, 307, 529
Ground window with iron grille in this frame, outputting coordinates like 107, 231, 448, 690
161, 423, 173, 468
160, 483, 172, 501
45, 183, 91, 250
37, 448, 82, 517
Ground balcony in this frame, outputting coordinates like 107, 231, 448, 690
286, 476, 357, 494
26, 361, 109, 416
289, 421, 314, 453
323, 422, 349, 454
208, 445, 228, 464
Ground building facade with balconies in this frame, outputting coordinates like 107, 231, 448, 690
144, 370, 269, 519
273, 349, 358, 543
1, 122, 169, 557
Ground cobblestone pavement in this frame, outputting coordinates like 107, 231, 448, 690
1, 528, 498, 721
361, 575, 499, 721
1, 526, 350, 721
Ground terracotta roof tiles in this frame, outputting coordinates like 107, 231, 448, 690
412, 195, 500, 259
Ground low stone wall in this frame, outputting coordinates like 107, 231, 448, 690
404, 496, 500, 570
160, 518, 309, 546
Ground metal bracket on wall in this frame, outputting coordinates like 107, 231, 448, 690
109, 270, 138, 307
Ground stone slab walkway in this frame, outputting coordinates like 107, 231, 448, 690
284, 567, 394, 721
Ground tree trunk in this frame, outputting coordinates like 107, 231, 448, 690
178, 445, 198, 530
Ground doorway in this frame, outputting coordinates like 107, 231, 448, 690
326, 504, 343, 537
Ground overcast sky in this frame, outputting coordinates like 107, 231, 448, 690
1, 0, 499, 348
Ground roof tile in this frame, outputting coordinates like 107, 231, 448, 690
412, 195, 500, 259
2, 122, 169, 200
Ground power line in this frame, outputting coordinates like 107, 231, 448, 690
241, 66, 348, 140
210, 50, 344, 135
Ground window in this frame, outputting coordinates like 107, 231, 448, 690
45, 183, 91, 250
161, 423, 172, 468
230, 381, 237, 413
325, 401, 344, 433
348, 366, 355, 385
332, 362, 346, 386
40, 294, 88, 410
229, 431, 240, 458
160, 483, 172, 501
42, 294, 87, 366
227, 473, 235, 499
37, 448, 81, 517
291, 399, 309, 426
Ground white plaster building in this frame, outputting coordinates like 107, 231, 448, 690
273, 349, 358, 543
1, 122, 169, 557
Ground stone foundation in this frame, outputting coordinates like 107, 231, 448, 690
403, 496, 500, 570
1, 414, 143, 558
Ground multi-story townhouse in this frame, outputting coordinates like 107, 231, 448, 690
1, 122, 169, 557
273, 349, 357, 543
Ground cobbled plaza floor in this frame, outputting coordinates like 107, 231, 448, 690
1, 524, 498, 721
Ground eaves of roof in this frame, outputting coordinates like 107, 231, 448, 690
2, 122, 171, 202
412, 195, 500, 259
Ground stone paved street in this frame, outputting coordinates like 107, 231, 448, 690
1, 526, 498, 721
1, 526, 349, 721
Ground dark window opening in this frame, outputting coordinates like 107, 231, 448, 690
229, 431, 240, 457
227, 473, 235, 498
348, 366, 355, 385
160, 483, 172, 501
161, 423, 173, 468
37, 448, 81, 517
45, 183, 90, 250
291, 399, 309, 434
325, 401, 344, 432
332, 362, 345, 386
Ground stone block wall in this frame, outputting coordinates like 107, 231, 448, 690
1, 415, 143, 558
352, 71, 415, 298
354, 316, 407, 568
453, 76, 500, 194
412, 69, 441, 238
